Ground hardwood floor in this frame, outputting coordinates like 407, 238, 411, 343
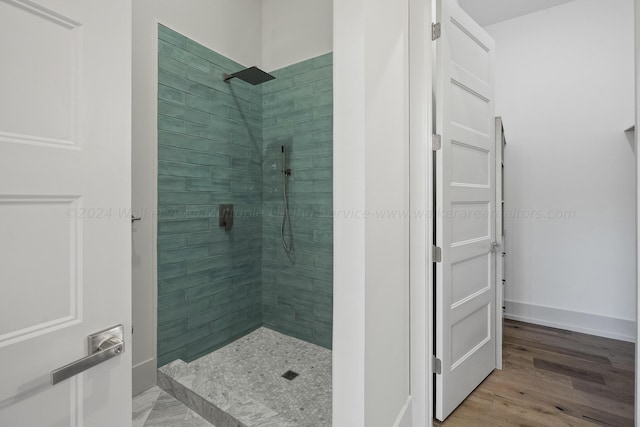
434, 320, 635, 427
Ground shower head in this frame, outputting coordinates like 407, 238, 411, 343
224, 66, 275, 85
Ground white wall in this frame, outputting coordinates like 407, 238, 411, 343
485, 0, 636, 341
131, 0, 262, 395
634, 0, 639, 422
363, 0, 411, 422
262, 0, 333, 71
334, 0, 413, 425
333, 1, 366, 423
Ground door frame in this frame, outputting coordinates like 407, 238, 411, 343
635, 1, 640, 425
495, 117, 505, 370
131, 16, 161, 395
409, 0, 433, 424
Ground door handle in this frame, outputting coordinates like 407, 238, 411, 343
50, 325, 125, 385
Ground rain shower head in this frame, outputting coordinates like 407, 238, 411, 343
224, 66, 275, 85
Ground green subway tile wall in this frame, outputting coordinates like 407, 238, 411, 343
157, 24, 333, 366
157, 25, 262, 366
261, 53, 333, 348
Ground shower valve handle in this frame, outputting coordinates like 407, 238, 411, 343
219, 204, 234, 231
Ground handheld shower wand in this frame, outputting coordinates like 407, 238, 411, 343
281, 145, 293, 252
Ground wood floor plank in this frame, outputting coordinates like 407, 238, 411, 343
505, 338, 633, 381
506, 335, 612, 366
572, 377, 634, 404
503, 340, 634, 405
484, 369, 632, 426
495, 360, 633, 418
533, 359, 606, 385
503, 322, 634, 360
435, 320, 635, 427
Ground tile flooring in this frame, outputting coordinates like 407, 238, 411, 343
158, 327, 331, 427
133, 386, 213, 427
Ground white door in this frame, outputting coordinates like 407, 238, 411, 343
495, 117, 506, 370
434, 0, 496, 420
0, 1, 132, 426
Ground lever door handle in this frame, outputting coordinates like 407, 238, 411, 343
50, 325, 125, 385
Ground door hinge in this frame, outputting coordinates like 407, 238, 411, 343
432, 23, 441, 41
432, 356, 442, 375
432, 134, 442, 151
432, 245, 442, 263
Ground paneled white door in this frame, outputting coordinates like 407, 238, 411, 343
434, 0, 496, 420
0, 0, 132, 426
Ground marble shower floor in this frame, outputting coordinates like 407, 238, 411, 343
133, 386, 214, 427
158, 327, 332, 427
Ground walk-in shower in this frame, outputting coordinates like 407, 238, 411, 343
155, 23, 333, 427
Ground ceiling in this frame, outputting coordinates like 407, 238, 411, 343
458, 0, 575, 27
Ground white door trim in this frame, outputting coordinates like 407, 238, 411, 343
131, 16, 161, 395
332, 0, 366, 424
495, 117, 504, 370
409, 0, 433, 425
392, 396, 413, 427
635, 1, 640, 426
150, 17, 160, 387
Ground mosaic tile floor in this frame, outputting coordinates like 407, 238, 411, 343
158, 327, 332, 427
133, 386, 214, 427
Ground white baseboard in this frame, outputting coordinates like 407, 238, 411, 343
504, 300, 636, 343
133, 357, 157, 396
392, 396, 412, 427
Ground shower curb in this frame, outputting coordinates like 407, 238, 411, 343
157, 361, 296, 427
157, 368, 247, 427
